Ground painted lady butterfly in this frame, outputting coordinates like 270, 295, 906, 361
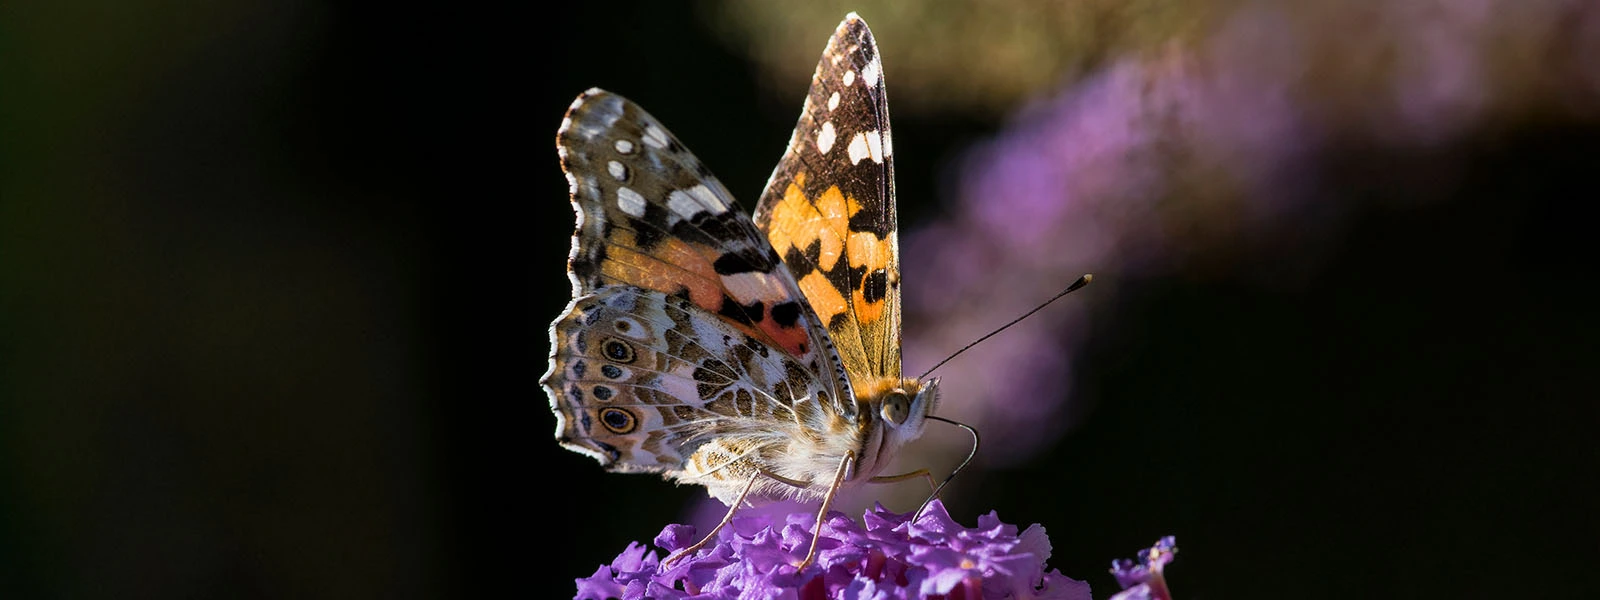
545, 13, 937, 569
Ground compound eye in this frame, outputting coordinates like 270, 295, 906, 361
880, 390, 911, 425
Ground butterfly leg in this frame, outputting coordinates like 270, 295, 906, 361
662, 471, 762, 567
796, 451, 854, 571
660, 455, 853, 571
867, 468, 936, 492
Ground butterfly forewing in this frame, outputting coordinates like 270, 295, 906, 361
754, 15, 903, 385
555, 90, 835, 365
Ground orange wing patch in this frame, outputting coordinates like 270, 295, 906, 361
761, 170, 901, 381
766, 172, 859, 326
600, 229, 810, 359
768, 174, 852, 267
845, 229, 893, 325
797, 270, 848, 324
601, 235, 722, 307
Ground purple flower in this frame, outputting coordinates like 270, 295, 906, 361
573, 500, 1092, 600
1107, 537, 1178, 600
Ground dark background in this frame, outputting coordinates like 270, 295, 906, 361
2, 2, 1595, 598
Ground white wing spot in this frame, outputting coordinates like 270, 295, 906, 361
642, 123, 670, 149
614, 139, 635, 154
827, 92, 840, 111
863, 56, 881, 87
721, 272, 783, 305
883, 130, 893, 157
571, 94, 624, 140
847, 132, 870, 165
686, 183, 728, 213
865, 129, 883, 164
817, 121, 837, 154
617, 186, 647, 217
842, 70, 856, 87
607, 161, 627, 181
667, 189, 703, 221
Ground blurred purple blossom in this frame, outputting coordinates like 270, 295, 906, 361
1107, 537, 1178, 600
573, 500, 1092, 600
897, 0, 1600, 478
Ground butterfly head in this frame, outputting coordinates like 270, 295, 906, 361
872, 377, 941, 449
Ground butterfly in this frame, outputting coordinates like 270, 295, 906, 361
544, 13, 940, 570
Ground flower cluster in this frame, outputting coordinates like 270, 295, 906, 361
574, 500, 1091, 600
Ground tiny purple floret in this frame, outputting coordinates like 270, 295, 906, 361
1107, 536, 1178, 600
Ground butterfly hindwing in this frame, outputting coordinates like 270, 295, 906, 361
754, 14, 902, 385
545, 286, 841, 500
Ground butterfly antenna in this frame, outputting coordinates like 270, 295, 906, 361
914, 415, 979, 521
917, 274, 1094, 380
